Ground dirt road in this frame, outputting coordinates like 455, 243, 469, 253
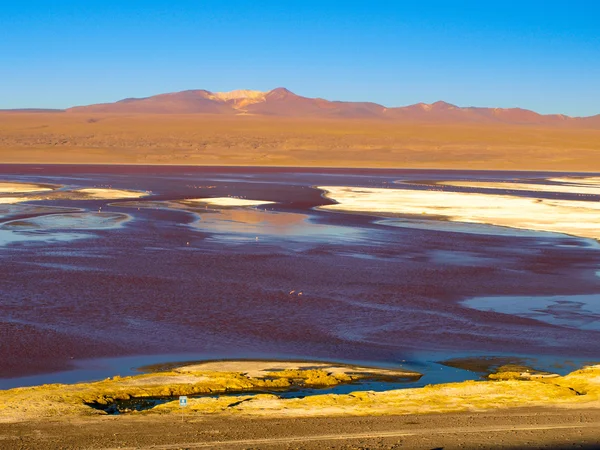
1, 407, 599, 449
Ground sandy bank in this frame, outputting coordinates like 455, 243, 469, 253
317, 186, 600, 240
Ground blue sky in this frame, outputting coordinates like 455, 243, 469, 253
1, 0, 599, 115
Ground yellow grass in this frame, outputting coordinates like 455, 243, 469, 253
1, 361, 599, 422
0, 361, 417, 422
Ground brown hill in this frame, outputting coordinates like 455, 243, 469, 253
64, 87, 598, 128
243, 88, 387, 118
68, 90, 234, 114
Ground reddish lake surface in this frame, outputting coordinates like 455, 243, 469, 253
1, 165, 599, 387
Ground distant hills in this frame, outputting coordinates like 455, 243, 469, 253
6, 87, 599, 127
1, 88, 600, 171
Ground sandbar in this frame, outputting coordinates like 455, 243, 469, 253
318, 185, 600, 240
172, 360, 419, 379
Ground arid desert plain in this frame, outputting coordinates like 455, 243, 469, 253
2, 163, 600, 448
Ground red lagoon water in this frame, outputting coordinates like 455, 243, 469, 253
0, 165, 599, 386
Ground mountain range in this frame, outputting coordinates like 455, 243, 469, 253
61, 88, 600, 128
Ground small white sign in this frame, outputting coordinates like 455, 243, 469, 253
179, 395, 188, 407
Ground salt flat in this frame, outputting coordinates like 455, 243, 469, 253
549, 176, 600, 186
186, 197, 275, 207
435, 180, 600, 196
0, 181, 53, 193
318, 185, 600, 240
74, 188, 149, 199
0, 197, 24, 204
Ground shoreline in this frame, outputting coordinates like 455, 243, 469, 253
316, 184, 600, 241
3, 347, 594, 392
1, 359, 599, 424
0, 162, 600, 175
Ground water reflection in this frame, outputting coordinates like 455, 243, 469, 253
114, 199, 366, 244
193, 208, 364, 243
0, 204, 80, 220
2, 212, 131, 231
0, 229, 89, 246
0, 212, 132, 246
463, 294, 600, 331
377, 217, 565, 238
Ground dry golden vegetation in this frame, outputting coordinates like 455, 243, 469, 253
1, 113, 599, 170
0, 361, 418, 421
2, 361, 600, 422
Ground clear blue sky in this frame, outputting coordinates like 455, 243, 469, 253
1, 0, 599, 116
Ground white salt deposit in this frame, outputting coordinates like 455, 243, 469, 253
0, 182, 53, 193
186, 197, 275, 207
318, 186, 600, 240
74, 188, 148, 199
436, 180, 600, 196
0, 197, 25, 204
